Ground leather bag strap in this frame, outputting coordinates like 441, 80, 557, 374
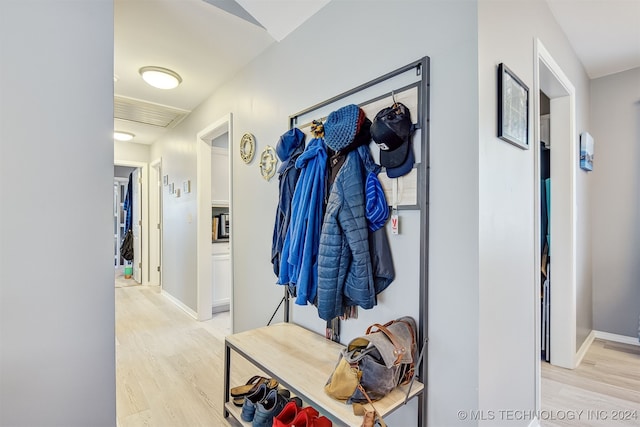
366, 322, 405, 365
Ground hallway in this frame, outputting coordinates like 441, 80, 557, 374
116, 284, 232, 426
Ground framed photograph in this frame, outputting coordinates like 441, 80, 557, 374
163, 175, 169, 186
580, 132, 594, 171
498, 63, 529, 149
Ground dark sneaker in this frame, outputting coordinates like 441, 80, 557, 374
252, 388, 290, 427
241, 383, 269, 422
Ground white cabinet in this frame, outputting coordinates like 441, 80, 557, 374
211, 146, 229, 205
212, 243, 230, 313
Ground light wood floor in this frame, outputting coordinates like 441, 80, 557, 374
541, 339, 640, 426
116, 282, 234, 427
116, 283, 640, 426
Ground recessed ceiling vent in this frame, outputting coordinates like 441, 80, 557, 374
114, 95, 190, 128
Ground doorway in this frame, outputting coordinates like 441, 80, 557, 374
114, 165, 140, 282
114, 160, 150, 284
534, 38, 580, 409
196, 114, 234, 326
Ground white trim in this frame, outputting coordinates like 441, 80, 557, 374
533, 37, 579, 413
532, 37, 542, 414
114, 159, 150, 285
528, 417, 541, 427
212, 299, 230, 314
575, 330, 596, 366
162, 289, 197, 319
534, 39, 577, 370
149, 157, 162, 288
196, 113, 233, 325
594, 330, 640, 347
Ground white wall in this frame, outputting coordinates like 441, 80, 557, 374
478, 0, 591, 422
115, 165, 136, 179
151, 130, 198, 309
151, 1, 480, 425
591, 67, 640, 338
0, 1, 116, 425
114, 139, 150, 164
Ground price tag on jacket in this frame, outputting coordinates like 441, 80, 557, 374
391, 179, 399, 234
391, 212, 399, 235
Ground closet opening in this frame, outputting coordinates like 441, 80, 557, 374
114, 164, 142, 284
540, 91, 550, 362
534, 38, 579, 413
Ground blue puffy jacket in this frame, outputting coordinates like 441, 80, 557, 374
316, 146, 375, 320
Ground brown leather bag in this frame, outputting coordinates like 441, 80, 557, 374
325, 317, 417, 404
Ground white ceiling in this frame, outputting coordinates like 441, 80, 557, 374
114, 0, 640, 146
546, 0, 640, 79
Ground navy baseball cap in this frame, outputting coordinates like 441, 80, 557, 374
370, 103, 415, 175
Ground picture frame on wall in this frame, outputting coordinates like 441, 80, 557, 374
580, 132, 594, 171
497, 63, 529, 150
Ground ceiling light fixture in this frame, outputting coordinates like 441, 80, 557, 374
139, 66, 182, 90
114, 131, 135, 142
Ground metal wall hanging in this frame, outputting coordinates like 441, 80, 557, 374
240, 132, 256, 164
259, 145, 277, 181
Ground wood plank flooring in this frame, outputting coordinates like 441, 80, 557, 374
116, 283, 640, 426
541, 339, 640, 426
116, 283, 234, 427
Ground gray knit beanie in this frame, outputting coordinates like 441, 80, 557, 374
324, 104, 360, 152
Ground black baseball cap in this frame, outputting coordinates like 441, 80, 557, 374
370, 102, 414, 169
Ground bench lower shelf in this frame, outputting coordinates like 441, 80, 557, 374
223, 322, 424, 427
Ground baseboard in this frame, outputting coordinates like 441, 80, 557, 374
161, 289, 197, 319
528, 417, 541, 427
575, 330, 596, 366
212, 299, 230, 314
594, 330, 640, 346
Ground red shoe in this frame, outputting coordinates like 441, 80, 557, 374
273, 401, 299, 427
274, 401, 320, 427
290, 409, 331, 427
312, 415, 332, 427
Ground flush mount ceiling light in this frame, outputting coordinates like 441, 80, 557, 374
139, 66, 182, 90
114, 131, 135, 142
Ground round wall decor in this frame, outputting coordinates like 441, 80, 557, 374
239, 132, 255, 164
259, 146, 278, 181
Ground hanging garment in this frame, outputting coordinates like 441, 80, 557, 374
271, 128, 306, 277
278, 137, 328, 305
120, 229, 134, 261
123, 172, 133, 233
316, 148, 375, 321
356, 144, 394, 295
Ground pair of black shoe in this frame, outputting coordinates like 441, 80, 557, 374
240, 382, 302, 427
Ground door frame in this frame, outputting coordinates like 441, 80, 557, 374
196, 113, 233, 324
131, 168, 142, 283
114, 159, 149, 284
533, 38, 579, 408
150, 158, 163, 287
